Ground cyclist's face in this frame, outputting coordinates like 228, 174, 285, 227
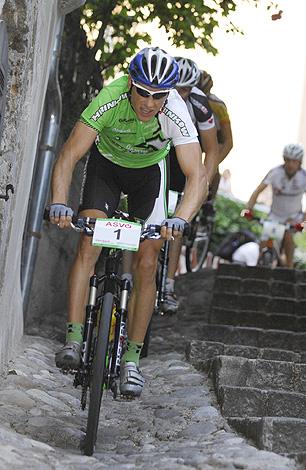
128, 77, 169, 121
284, 158, 301, 177
176, 86, 192, 101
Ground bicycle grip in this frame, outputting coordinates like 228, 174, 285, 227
43, 207, 50, 221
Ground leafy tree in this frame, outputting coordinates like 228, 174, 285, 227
59, 0, 278, 138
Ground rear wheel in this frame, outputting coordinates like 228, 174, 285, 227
185, 217, 213, 272
82, 292, 114, 456
141, 250, 164, 358
258, 249, 274, 267
140, 320, 152, 359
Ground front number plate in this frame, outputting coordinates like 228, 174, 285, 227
92, 218, 142, 251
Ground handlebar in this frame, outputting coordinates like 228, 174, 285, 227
44, 208, 162, 240
240, 209, 304, 232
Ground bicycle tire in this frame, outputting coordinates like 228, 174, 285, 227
82, 292, 114, 456
140, 319, 152, 359
141, 254, 163, 358
185, 219, 213, 272
258, 249, 277, 268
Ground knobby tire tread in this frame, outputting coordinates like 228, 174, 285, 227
83, 292, 114, 456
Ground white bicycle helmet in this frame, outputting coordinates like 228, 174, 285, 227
175, 57, 200, 88
129, 47, 179, 89
283, 143, 304, 161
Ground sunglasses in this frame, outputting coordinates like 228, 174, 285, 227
132, 81, 170, 100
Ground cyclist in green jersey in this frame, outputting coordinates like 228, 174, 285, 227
49, 47, 208, 397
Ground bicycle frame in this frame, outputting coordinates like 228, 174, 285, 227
74, 248, 130, 408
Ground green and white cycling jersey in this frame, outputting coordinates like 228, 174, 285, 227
80, 75, 198, 169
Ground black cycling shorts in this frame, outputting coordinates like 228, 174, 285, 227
79, 144, 169, 224
169, 146, 220, 201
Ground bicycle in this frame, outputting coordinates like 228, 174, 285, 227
45, 209, 160, 456
241, 209, 303, 267
141, 235, 185, 359
184, 200, 215, 272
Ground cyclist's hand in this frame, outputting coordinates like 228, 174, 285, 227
49, 203, 73, 229
241, 209, 254, 220
294, 222, 304, 232
161, 217, 189, 240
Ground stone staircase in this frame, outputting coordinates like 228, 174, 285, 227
185, 264, 306, 459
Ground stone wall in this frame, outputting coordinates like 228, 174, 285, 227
0, 0, 84, 370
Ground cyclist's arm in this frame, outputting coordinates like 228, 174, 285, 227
51, 121, 98, 205
218, 120, 233, 164
246, 182, 268, 209
199, 127, 219, 185
174, 142, 208, 222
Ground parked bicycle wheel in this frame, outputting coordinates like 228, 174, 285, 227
82, 292, 114, 456
185, 215, 213, 272
258, 249, 277, 268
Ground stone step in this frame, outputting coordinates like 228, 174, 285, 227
200, 323, 306, 353
216, 263, 306, 282
186, 340, 303, 371
176, 268, 216, 296
228, 416, 306, 454
209, 307, 306, 331
214, 276, 298, 298
218, 385, 306, 419
211, 293, 299, 314
211, 355, 306, 394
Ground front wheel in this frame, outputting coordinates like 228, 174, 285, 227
185, 218, 213, 272
82, 292, 114, 456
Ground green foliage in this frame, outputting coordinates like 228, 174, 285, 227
80, 0, 279, 80
59, 0, 278, 138
211, 194, 264, 252
293, 232, 306, 269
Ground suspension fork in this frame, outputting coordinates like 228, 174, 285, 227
158, 240, 170, 307
81, 274, 99, 368
112, 278, 130, 373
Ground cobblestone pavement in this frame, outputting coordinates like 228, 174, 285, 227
0, 272, 301, 469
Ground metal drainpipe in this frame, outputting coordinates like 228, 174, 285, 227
21, 17, 65, 317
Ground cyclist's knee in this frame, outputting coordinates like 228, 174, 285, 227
76, 235, 101, 264
135, 248, 158, 278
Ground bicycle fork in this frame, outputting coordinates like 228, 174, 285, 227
157, 240, 170, 313
74, 274, 99, 408
111, 278, 130, 376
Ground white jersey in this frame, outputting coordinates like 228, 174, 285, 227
263, 164, 306, 221
186, 86, 215, 131
159, 88, 199, 147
